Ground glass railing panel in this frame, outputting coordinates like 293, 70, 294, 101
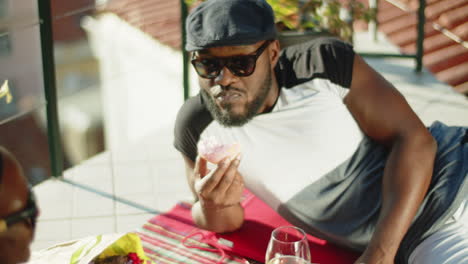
50, 3, 106, 169
0, 0, 40, 31
0, 107, 52, 185
0, 1, 51, 185
1, 5, 44, 122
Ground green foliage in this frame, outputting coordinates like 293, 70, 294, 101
184, 0, 199, 6
266, 0, 300, 29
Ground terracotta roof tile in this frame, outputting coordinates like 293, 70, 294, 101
438, 5, 468, 28
379, 13, 417, 35
436, 61, 468, 86
424, 0, 468, 20
424, 44, 468, 72
453, 21, 468, 41
103, 0, 182, 50
51, 0, 95, 43
362, 0, 468, 95
454, 82, 468, 94
403, 32, 457, 53
379, 0, 401, 11
377, 5, 408, 24
412, 0, 440, 5
390, 23, 438, 48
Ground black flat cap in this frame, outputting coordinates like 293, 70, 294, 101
185, 0, 277, 51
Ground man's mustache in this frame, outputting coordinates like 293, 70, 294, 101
210, 85, 244, 97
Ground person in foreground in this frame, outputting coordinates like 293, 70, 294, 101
173, 0, 468, 263
0, 146, 38, 264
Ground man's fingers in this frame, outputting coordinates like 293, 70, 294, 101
198, 156, 232, 193
232, 171, 244, 188
194, 155, 207, 179
216, 154, 241, 194
222, 172, 244, 206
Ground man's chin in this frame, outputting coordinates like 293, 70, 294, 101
216, 112, 251, 127
2, 251, 30, 264
18, 246, 31, 264
203, 92, 250, 126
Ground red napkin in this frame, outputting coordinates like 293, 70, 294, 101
212, 190, 360, 263
154, 189, 360, 264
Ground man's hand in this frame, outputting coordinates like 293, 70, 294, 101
194, 154, 244, 210
186, 154, 245, 233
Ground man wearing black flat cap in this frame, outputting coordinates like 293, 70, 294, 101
174, 0, 468, 263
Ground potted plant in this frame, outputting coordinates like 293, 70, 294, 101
184, 0, 374, 47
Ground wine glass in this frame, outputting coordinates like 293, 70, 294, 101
265, 226, 311, 264
266, 256, 310, 264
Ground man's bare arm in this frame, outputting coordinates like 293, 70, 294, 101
182, 155, 245, 233
344, 55, 437, 263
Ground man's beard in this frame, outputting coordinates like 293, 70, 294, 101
201, 70, 272, 127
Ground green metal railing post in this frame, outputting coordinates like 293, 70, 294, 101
369, 0, 378, 42
38, 0, 63, 177
415, 0, 426, 73
360, 0, 426, 72
180, 0, 190, 101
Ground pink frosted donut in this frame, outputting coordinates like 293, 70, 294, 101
197, 137, 241, 164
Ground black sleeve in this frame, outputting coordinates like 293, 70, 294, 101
173, 94, 214, 162
275, 36, 355, 89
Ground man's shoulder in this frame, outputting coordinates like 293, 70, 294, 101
280, 36, 351, 55
276, 36, 355, 89
175, 94, 213, 131
283, 35, 347, 49
174, 94, 214, 161
177, 94, 206, 118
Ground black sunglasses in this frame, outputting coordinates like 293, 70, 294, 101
0, 188, 39, 233
191, 40, 272, 79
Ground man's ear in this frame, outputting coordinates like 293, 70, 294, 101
268, 39, 281, 69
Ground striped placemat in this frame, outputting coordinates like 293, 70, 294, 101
137, 202, 249, 264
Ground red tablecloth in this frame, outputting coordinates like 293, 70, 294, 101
138, 190, 360, 264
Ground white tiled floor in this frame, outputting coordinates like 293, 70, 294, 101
31, 123, 193, 251
71, 216, 116, 240
72, 186, 115, 218
113, 164, 154, 195
34, 219, 71, 242
116, 213, 156, 231
33, 180, 74, 220
115, 193, 157, 215
30, 32, 468, 253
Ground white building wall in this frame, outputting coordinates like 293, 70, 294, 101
82, 13, 199, 150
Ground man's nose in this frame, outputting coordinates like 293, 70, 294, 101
214, 67, 238, 86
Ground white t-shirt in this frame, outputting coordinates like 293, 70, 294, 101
198, 78, 363, 210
